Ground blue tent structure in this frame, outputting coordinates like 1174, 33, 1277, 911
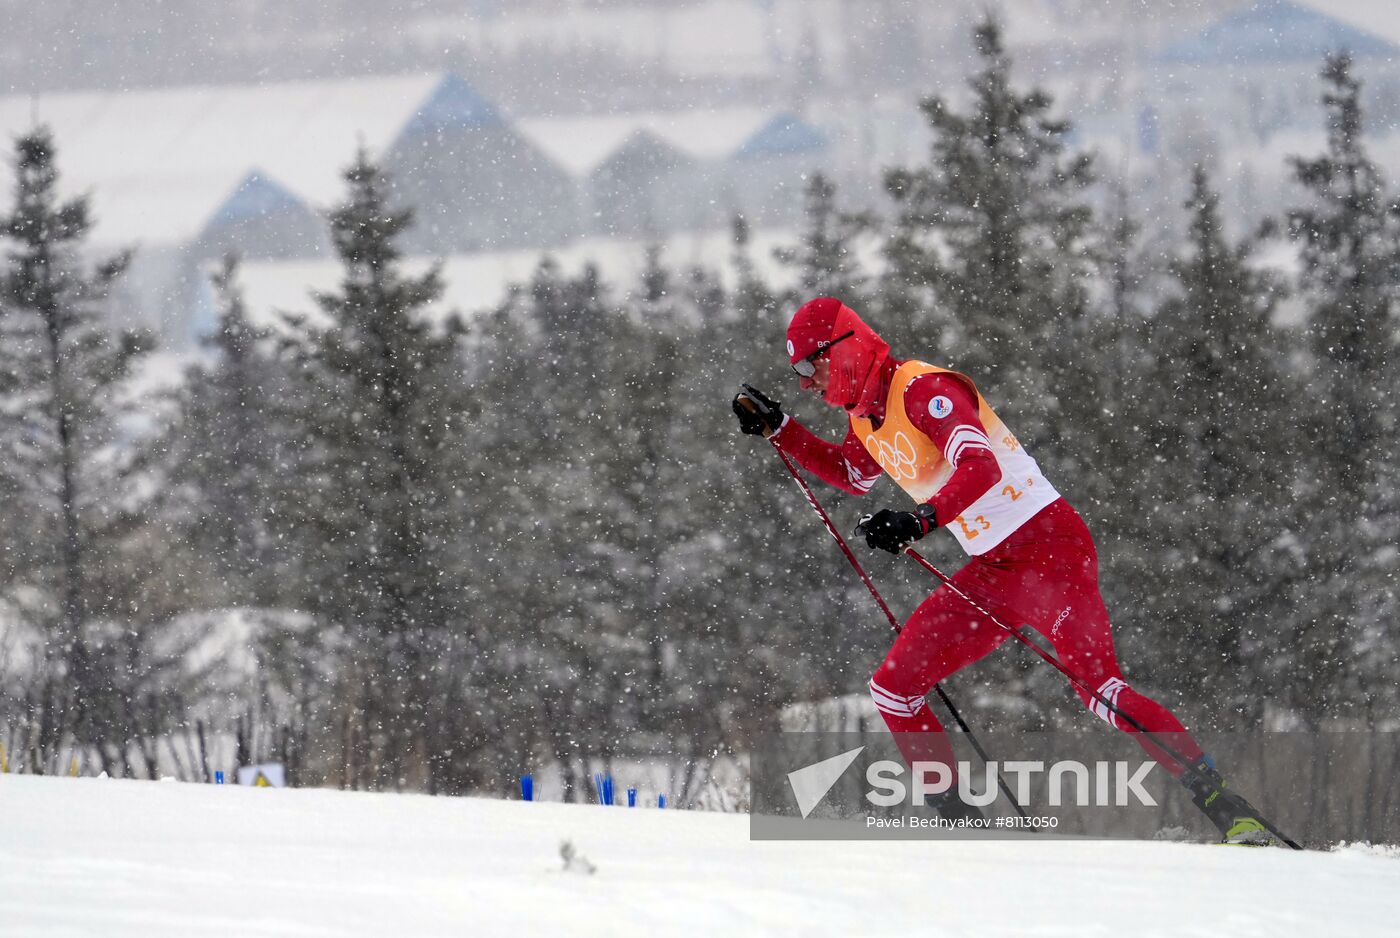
1157, 0, 1398, 66
203, 171, 314, 233
734, 112, 827, 160
590, 129, 701, 236
390, 73, 507, 150
183, 169, 329, 342
195, 170, 325, 261
385, 73, 576, 251
720, 112, 829, 226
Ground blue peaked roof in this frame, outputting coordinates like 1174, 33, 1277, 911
395, 73, 505, 141
1158, 0, 1397, 65
735, 112, 827, 160
206, 171, 308, 230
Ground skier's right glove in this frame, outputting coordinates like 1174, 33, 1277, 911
855, 505, 938, 554
733, 383, 784, 436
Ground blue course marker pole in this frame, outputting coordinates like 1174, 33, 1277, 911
627, 787, 637, 807
658, 794, 666, 809
214, 771, 224, 785
521, 775, 534, 802
603, 776, 615, 806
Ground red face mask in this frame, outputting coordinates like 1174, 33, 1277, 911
786, 298, 890, 416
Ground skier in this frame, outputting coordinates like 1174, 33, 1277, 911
734, 297, 1273, 844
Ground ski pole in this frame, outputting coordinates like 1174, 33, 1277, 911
766, 440, 1030, 820
904, 547, 1303, 850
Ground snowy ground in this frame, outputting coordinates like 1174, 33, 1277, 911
2, 775, 1398, 937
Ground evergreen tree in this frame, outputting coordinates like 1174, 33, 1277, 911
729, 214, 778, 322
774, 173, 873, 312
482, 256, 642, 800
881, 15, 1099, 412
1090, 178, 1157, 505
1083, 177, 1176, 718
0, 127, 155, 773
281, 149, 475, 789
1131, 167, 1295, 728
164, 255, 299, 607
1288, 54, 1398, 499
1283, 54, 1400, 723
432, 268, 559, 794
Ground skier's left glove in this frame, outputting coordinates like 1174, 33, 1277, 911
855, 504, 939, 554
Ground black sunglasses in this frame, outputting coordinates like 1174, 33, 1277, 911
792, 330, 855, 377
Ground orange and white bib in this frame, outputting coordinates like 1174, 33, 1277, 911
850, 361, 1059, 555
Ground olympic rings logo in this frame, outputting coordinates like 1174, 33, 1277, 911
867, 431, 919, 481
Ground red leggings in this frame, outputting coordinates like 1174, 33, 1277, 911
868, 499, 1203, 778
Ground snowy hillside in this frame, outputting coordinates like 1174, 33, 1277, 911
3, 776, 1397, 937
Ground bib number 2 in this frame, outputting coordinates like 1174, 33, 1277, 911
956, 480, 1033, 540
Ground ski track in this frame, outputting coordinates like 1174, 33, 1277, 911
2, 774, 1397, 937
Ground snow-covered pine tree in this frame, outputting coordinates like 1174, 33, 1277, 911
484, 255, 641, 801
419, 261, 561, 794
1132, 166, 1296, 729
280, 149, 474, 790
1284, 54, 1400, 725
773, 173, 873, 315
880, 14, 1099, 415
164, 254, 300, 607
729, 214, 778, 322
1289, 55, 1398, 499
0, 127, 156, 774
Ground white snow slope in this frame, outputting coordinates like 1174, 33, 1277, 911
2, 774, 1397, 938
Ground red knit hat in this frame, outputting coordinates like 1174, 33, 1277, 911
786, 297, 843, 365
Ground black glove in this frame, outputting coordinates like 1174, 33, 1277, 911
732, 383, 784, 436
855, 505, 938, 554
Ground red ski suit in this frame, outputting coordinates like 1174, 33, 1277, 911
771, 362, 1204, 777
